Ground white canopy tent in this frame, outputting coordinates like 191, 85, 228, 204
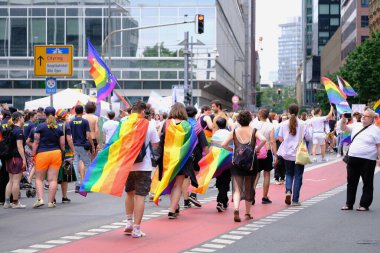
24, 88, 110, 115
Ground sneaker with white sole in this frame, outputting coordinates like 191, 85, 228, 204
321, 158, 329, 162
11, 202, 26, 209
3, 202, 12, 209
188, 194, 202, 207
216, 202, 225, 212
123, 220, 133, 235
131, 228, 146, 238
312, 157, 318, 163
48, 202, 56, 208
33, 199, 44, 208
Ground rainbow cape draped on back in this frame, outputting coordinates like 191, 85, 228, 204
153, 120, 197, 205
190, 146, 232, 194
374, 99, 380, 114
80, 113, 149, 197
337, 76, 358, 97
87, 39, 117, 102
321, 77, 347, 104
204, 129, 213, 145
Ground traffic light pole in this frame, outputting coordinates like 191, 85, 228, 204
183, 31, 191, 106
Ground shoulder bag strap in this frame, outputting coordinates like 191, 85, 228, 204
345, 124, 371, 156
298, 123, 304, 145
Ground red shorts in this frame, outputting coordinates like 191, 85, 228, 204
35, 150, 62, 170
6, 157, 24, 174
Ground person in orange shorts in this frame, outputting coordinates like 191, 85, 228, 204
32, 107, 65, 208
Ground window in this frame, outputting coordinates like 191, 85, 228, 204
330, 18, 339, 26
319, 4, 329, 14
330, 4, 340, 15
361, 36, 369, 42
361, 16, 369, 27
10, 18, 27, 56
361, 0, 368, 7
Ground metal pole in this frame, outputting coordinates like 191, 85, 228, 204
183, 31, 190, 106
50, 94, 53, 107
107, 0, 112, 109
190, 36, 194, 105
234, 56, 236, 96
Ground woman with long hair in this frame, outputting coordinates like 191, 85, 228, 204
32, 107, 65, 208
222, 110, 266, 222
278, 104, 312, 206
3, 112, 27, 209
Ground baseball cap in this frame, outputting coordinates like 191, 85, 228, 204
44, 106, 56, 116
11, 111, 24, 121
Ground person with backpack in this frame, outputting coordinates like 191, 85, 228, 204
221, 110, 266, 222
32, 107, 65, 208
277, 104, 312, 206
3, 112, 27, 209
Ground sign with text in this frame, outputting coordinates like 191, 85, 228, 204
45, 77, 57, 94
34, 45, 73, 76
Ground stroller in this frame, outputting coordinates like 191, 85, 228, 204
20, 176, 36, 198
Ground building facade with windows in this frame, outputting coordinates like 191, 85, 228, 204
341, 0, 369, 61
0, 0, 250, 109
369, 0, 380, 33
278, 17, 302, 87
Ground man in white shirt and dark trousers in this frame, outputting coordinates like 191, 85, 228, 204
123, 101, 160, 238
340, 109, 380, 211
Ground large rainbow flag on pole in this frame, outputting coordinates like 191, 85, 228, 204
190, 146, 232, 194
153, 120, 197, 205
321, 77, 347, 104
80, 113, 149, 196
87, 39, 117, 103
337, 76, 358, 97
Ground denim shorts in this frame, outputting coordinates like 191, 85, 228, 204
125, 171, 152, 196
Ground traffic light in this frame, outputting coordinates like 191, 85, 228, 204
185, 90, 192, 106
196, 14, 204, 34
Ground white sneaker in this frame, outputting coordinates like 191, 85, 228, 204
321, 158, 329, 162
33, 199, 44, 208
48, 202, 56, 208
336, 154, 342, 158
312, 157, 318, 163
274, 180, 280, 185
11, 202, 26, 209
3, 202, 12, 209
123, 220, 133, 235
131, 228, 146, 238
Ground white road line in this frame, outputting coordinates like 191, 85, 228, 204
253, 221, 272, 224
260, 218, 277, 222
229, 231, 252, 235
202, 243, 226, 249
142, 214, 160, 217
220, 235, 243, 240
246, 224, 265, 228
76, 232, 98, 236
29, 244, 55, 249
101, 225, 121, 229
237, 227, 259, 231
142, 217, 151, 220
45, 240, 70, 244
265, 216, 282, 219
112, 222, 128, 226
88, 228, 110, 233
271, 213, 290, 217
190, 248, 215, 252
61, 236, 83, 240
152, 212, 166, 215
211, 239, 235, 244
11, 250, 39, 253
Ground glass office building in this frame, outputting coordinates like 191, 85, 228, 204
0, 0, 246, 110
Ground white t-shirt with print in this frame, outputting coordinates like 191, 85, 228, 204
251, 120, 274, 149
131, 123, 160, 172
310, 116, 327, 133
347, 123, 380, 160
102, 119, 119, 143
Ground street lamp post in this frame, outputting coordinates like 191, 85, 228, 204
234, 56, 244, 97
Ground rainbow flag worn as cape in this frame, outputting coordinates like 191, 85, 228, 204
87, 39, 117, 103
80, 113, 149, 196
374, 99, 380, 114
321, 77, 347, 104
190, 146, 232, 194
337, 76, 358, 97
153, 120, 197, 205
204, 129, 213, 145
340, 132, 351, 145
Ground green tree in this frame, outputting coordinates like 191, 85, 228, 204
317, 31, 380, 108
256, 86, 297, 113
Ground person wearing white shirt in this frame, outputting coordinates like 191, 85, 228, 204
340, 109, 380, 211
101, 111, 120, 146
278, 104, 312, 206
310, 106, 334, 162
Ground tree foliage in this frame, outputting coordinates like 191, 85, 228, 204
256, 86, 297, 113
318, 31, 380, 108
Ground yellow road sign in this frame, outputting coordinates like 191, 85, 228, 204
34, 45, 73, 76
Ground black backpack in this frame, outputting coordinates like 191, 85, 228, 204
232, 128, 256, 172
0, 126, 14, 160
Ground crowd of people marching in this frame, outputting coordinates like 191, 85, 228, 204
0, 100, 379, 238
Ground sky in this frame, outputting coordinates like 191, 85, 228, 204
256, 0, 301, 81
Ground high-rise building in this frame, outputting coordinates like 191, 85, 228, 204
303, 0, 341, 106
278, 17, 302, 86
341, 0, 370, 61
369, 0, 380, 33
304, 0, 314, 57
0, 0, 254, 110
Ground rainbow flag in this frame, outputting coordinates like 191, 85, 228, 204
87, 39, 118, 103
337, 76, 358, 97
335, 101, 352, 115
71, 100, 84, 115
374, 99, 380, 114
340, 132, 351, 145
321, 77, 347, 104
80, 113, 149, 196
153, 120, 197, 204
190, 146, 232, 194
204, 129, 213, 145
375, 117, 380, 128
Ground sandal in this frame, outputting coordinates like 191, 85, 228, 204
245, 214, 253, 220
356, 206, 369, 211
341, 205, 353, 211
234, 210, 241, 222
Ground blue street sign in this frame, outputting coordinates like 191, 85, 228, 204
45, 77, 57, 94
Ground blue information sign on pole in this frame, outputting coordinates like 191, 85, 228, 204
46, 77, 57, 94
